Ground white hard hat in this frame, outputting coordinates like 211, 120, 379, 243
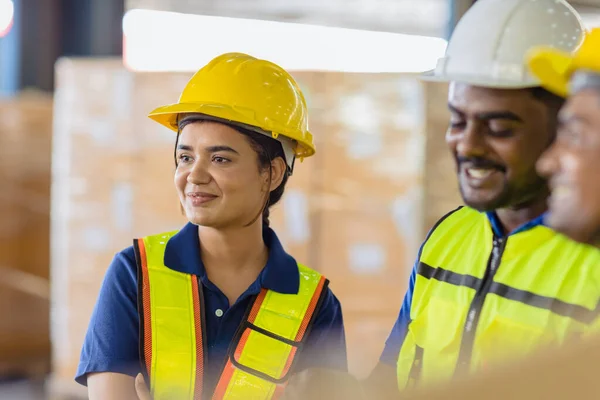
422, 0, 585, 89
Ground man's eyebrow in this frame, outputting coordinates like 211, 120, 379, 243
475, 111, 523, 122
447, 104, 523, 122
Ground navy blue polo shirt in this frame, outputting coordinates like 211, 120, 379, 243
379, 210, 546, 365
76, 223, 347, 393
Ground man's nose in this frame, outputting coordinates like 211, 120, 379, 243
536, 143, 559, 179
454, 122, 487, 159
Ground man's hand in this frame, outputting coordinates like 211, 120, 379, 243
135, 373, 152, 400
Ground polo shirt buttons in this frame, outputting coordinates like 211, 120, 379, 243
215, 309, 224, 317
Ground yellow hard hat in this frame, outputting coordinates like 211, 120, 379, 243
527, 28, 600, 97
148, 52, 315, 170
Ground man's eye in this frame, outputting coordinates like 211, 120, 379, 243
558, 127, 583, 146
488, 129, 513, 138
449, 121, 465, 129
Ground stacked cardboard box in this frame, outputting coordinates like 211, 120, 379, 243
49, 58, 455, 395
422, 81, 462, 231
0, 91, 53, 378
301, 72, 427, 377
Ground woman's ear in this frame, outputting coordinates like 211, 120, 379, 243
267, 157, 287, 192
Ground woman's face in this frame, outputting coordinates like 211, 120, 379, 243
174, 121, 286, 229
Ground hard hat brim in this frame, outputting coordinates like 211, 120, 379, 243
147, 102, 254, 133
526, 47, 574, 97
419, 69, 540, 89
147, 102, 316, 165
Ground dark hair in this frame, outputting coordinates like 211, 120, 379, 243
175, 118, 290, 227
530, 87, 565, 110
529, 87, 565, 143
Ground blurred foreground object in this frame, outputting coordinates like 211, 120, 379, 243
528, 28, 600, 98
0, 90, 52, 380
403, 335, 600, 400
132, 369, 367, 400
281, 368, 366, 400
528, 28, 600, 248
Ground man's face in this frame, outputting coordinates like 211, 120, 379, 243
446, 83, 555, 211
537, 89, 600, 245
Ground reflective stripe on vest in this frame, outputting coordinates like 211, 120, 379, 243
134, 231, 328, 400
396, 206, 600, 390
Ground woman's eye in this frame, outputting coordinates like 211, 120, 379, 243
178, 154, 192, 163
212, 156, 230, 164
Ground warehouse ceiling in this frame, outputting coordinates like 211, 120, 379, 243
126, 0, 600, 39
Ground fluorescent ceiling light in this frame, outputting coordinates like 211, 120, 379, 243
122, 9, 448, 73
0, 0, 14, 38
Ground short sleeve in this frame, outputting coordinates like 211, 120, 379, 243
75, 247, 141, 386
293, 287, 348, 373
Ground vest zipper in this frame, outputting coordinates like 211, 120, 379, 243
456, 236, 507, 374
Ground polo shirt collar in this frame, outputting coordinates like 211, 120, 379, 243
485, 210, 547, 238
163, 223, 299, 294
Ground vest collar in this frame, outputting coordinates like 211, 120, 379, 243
163, 222, 300, 294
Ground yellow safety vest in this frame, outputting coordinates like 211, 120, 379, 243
134, 231, 328, 400
397, 206, 600, 390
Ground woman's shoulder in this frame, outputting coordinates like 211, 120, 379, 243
101, 245, 139, 290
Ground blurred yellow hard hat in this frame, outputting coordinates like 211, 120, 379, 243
148, 52, 315, 170
527, 28, 600, 97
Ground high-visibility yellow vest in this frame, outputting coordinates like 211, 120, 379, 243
134, 231, 328, 399
397, 206, 600, 390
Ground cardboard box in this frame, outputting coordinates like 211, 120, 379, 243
0, 91, 53, 378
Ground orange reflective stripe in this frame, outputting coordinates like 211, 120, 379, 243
137, 236, 205, 399
136, 231, 326, 400
190, 276, 204, 400
279, 275, 327, 377
212, 289, 269, 399
137, 238, 153, 379
212, 276, 327, 400
272, 275, 327, 400
213, 361, 236, 399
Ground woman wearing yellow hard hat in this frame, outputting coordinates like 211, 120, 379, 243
527, 28, 600, 248
76, 52, 347, 399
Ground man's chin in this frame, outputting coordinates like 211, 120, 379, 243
460, 191, 506, 212
546, 211, 599, 245
462, 201, 497, 212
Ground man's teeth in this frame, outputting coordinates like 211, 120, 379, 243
467, 168, 494, 179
